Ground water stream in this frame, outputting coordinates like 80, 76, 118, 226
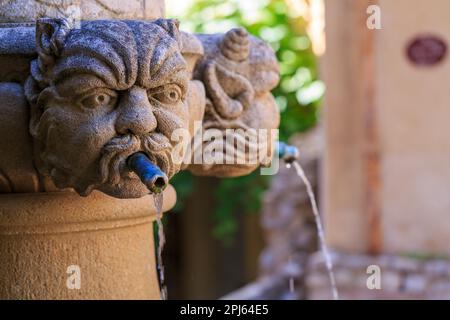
289, 161, 339, 300
153, 192, 167, 300
149, 155, 337, 300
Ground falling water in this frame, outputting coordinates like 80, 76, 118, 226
289, 161, 339, 300
288, 255, 295, 293
153, 192, 167, 300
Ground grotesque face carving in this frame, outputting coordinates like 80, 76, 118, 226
25, 18, 201, 198
188, 28, 280, 177
21, 18, 279, 198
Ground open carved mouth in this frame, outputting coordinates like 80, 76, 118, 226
112, 149, 172, 186
126, 152, 169, 193
99, 134, 174, 190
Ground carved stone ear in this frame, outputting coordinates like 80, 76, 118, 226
28, 19, 71, 138
154, 18, 181, 44
36, 18, 71, 61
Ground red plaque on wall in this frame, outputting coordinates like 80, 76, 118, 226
406, 35, 447, 66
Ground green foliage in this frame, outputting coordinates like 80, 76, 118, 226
169, 170, 194, 212
168, 0, 323, 243
403, 251, 449, 261
213, 172, 271, 245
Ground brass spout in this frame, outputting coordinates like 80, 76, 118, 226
127, 153, 168, 194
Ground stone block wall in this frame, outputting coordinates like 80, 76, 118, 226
306, 251, 450, 299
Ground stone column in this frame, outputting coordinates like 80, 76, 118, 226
0, 187, 175, 299
0, 0, 172, 300
0, 0, 281, 300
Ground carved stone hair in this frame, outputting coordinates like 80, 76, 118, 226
24, 18, 187, 136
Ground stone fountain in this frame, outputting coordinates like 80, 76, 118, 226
0, 0, 280, 299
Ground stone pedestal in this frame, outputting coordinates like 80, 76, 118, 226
0, 0, 173, 300
0, 186, 176, 299
0, 0, 280, 300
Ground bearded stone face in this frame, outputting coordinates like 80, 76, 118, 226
26, 19, 202, 198
20, 18, 279, 198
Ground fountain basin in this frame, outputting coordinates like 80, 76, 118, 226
0, 186, 176, 299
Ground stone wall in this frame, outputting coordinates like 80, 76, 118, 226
306, 251, 450, 299
323, 0, 450, 255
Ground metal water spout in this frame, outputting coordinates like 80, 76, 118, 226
277, 140, 339, 299
277, 141, 300, 164
127, 153, 168, 194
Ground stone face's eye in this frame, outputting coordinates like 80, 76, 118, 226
80, 90, 117, 110
149, 85, 182, 105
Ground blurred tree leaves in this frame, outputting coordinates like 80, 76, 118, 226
168, 0, 323, 244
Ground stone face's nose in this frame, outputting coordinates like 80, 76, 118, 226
115, 86, 157, 136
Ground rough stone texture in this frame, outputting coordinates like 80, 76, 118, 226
0, 0, 165, 23
25, 18, 203, 198
0, 18, 279, 199
0, 185, 176, 299
0, 0, 174, 301
0, 82, 38, 192
222, 259, 304, 300
306, 251, 450, 300
0, 1, 280, 300
188, 29, 280, 177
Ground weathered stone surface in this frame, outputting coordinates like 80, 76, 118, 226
306, 250, 450, 299
390, 256, 421, 273
187, 28, 280, 177
381, 271, 402, 291
403, 274, 427, 294
25, 18, 201, 198
0, 0, 165, 23
0, 18, 280, 198
424, 260, 450, 277
0, 82, 38, 192
428, 282, 450, 299
0, 185, 176, 299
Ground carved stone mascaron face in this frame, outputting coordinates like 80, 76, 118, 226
26, 19, 198, 198
16, 18, 280, 199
